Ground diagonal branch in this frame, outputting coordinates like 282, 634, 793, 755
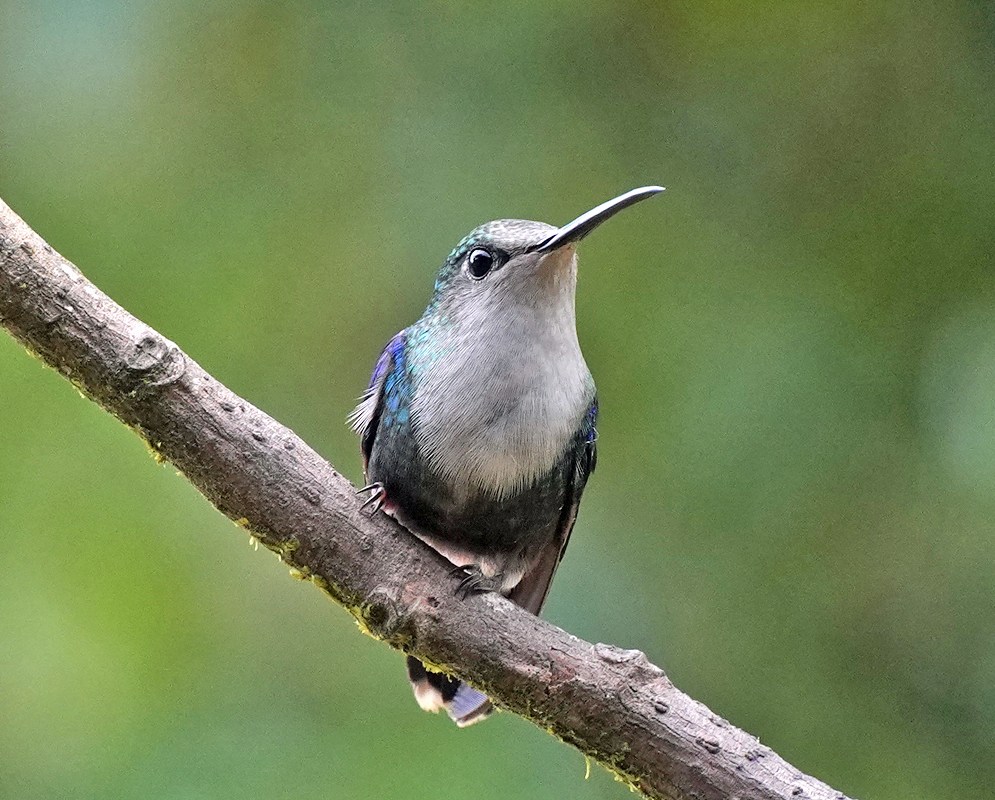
0, 196, 854, 800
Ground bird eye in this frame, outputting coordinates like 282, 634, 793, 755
466, 248, 495, 279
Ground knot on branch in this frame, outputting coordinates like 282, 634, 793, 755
361, 587, 415, 646
123, 331, 186, 392
594, 643, 666, 683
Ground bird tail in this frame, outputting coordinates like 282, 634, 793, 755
406, 656, 492, 727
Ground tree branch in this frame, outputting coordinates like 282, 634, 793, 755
0, 196, 853, 800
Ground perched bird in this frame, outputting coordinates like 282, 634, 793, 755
350, 186, 664, 725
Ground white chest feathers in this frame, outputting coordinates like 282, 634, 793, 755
411, 301, 592, 499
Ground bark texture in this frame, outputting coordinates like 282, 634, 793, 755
0, 197, 854, 800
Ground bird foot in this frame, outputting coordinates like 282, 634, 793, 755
451, 565, 503, 600
357, 482, 387, 515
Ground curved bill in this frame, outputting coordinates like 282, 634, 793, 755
535, 185, 665, 253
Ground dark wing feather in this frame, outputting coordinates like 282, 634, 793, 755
508, 396, 598, 614
349, 331, 406, 473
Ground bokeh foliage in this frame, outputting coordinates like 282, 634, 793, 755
2, 1, 994, 798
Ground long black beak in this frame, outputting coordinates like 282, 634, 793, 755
536, 185, 665, 253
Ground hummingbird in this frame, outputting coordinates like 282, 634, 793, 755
350, 186, 664, 726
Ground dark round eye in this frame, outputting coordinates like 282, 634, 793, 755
466, 248, 495, 279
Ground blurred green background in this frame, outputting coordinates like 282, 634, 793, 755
2, 1, 994, 798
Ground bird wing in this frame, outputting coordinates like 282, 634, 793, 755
348, 330, 406, 472
508, 397, 598, 614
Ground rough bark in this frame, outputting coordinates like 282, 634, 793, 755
0, 196, 854, 800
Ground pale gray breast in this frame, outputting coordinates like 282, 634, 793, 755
411, 299, 592, 499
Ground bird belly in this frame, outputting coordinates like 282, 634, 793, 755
368, 427, 574, 586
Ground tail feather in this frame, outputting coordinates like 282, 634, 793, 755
449, 683, 492, 727
406, 656, 492, 726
